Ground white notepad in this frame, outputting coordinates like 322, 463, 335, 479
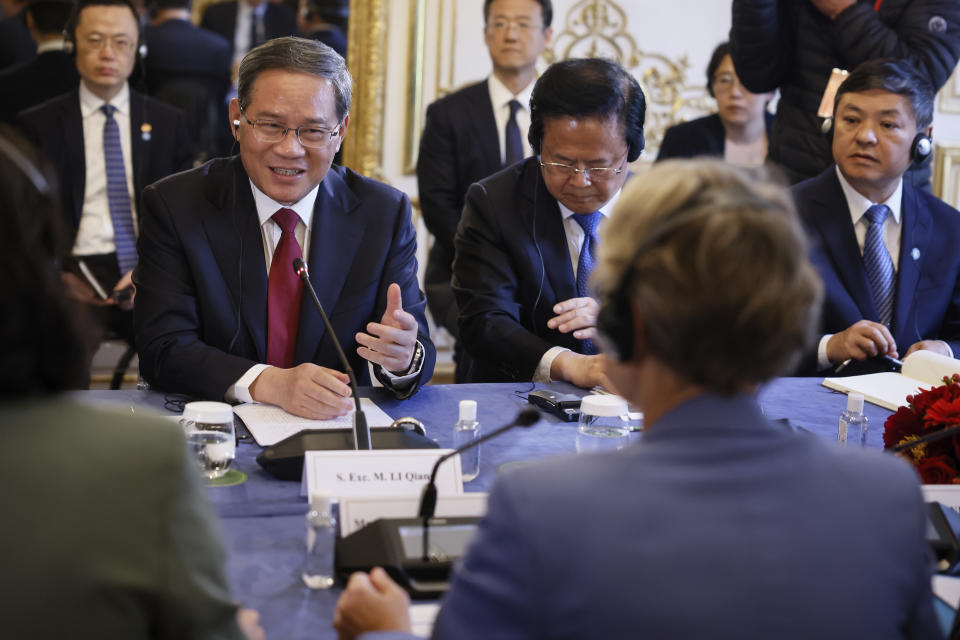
233, 399, 394, 446
822, 350, 960, 410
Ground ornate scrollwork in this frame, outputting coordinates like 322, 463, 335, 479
544, 0, 713, 157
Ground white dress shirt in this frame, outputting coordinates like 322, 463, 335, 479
534, 189, 622, 382
228, 180, 421, 402
232, 0, 265, 69
488, 73, 535, 165
73, 82, 137, 258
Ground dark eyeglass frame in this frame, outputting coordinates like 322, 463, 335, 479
239, 107, 343, 148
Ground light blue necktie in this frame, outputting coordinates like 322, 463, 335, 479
572, 211, 602, 355
504, 99, 523, 166
101, 104, 138, 276
862, 204, 895, 327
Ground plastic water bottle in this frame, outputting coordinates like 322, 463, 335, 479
302, 493, 336, 589
453, 400, 481, 481
838, 393, 869, 446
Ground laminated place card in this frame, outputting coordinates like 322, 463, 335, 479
301, 449, 463, 499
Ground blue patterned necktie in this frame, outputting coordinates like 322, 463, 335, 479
504, 99, 523, 166
101, 104, 138, 276
862, 203, 895, 326
572, 211, 602, 355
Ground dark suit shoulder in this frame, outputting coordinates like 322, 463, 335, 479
657, 113, 725, 160
19, 89, 77, 121
428, 80, 490, 113
470, 157, 537, 204
333, 164, 409, 209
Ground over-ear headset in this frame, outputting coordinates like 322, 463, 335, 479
63, 0, 148, 61
820, 116, 932, 165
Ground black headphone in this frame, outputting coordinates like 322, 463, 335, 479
63, 0, 148, 61
820, 117, 932, 165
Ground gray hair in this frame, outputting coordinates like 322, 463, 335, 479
237, 36, 353, 121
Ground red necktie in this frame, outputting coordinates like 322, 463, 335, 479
266, 208, 304, 368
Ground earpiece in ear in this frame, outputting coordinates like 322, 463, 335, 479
232, 120, 240, 129
820, 117, 833, 136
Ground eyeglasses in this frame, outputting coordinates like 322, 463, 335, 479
239, 109, 342, 149
539, 159, 626, 182
712, 73, 739, 94
81, 33, 136, 55
486, 19, 543, 33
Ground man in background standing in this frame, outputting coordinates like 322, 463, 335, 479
730, 0, 960, 187
417, 0, 552, 381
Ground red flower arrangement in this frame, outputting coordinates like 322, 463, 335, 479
883, 373, 960, 484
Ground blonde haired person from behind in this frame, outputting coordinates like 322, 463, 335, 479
333, 159, 939, 640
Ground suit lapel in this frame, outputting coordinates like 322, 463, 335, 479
201, 158, 269, 362
808, 171, 878, 320
64, 94, 85, 228
293, 169, 363, 364
129, 91, 147, 207
528, 166, 576, 302
471, 81, 503, 171
894, 183, 928, 337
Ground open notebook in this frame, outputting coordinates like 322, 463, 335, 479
233, 399, 394, 446
822, 351, 960, 410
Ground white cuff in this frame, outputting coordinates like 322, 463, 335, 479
226, 363, 271, 403
817, 334, 834, 371
939, 340, 954, 359
534, 346, 570, 383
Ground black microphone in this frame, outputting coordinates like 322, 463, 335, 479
890, 422, 960, 453
293, 257, 371, 450
417, 407, 540, 561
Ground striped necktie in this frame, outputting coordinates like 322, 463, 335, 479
862, 203, 895, 326
572, 211, 602, 355
101, 104, 138, 275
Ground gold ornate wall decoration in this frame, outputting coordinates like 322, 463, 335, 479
404, 0, 428, 174
934, 144, 960, 207
940, 66, 960, 114
544, 0, 712, 157
343, 0, 388, 179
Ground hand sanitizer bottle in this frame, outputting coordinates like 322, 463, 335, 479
453, 400, 481, 481
838, 393, 868, 446
302, 493, 336, 589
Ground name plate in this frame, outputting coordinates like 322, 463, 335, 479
338, 493, 488, 537
302, 449, 463, 499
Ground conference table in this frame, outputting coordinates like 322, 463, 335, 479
78, 378, 893, 639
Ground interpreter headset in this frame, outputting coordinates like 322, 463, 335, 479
821, 115, 932, 165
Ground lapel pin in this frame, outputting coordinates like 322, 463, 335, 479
911, 247, 920, 261
141, 123, 152, 142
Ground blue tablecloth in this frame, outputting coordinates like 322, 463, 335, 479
77, 378, 893, 639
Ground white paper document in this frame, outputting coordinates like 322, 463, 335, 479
410, 603, 440, 637
233, 399, 394, 446
822, 350, 960, 410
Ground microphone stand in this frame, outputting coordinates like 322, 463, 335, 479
417, 408, 540, 561
293, 258, 371, 450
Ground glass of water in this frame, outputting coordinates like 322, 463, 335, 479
180, 401, 235, 479
576, 394, 631, 454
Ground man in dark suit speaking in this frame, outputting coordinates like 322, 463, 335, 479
134, 37, 435, 418
452, 57, 645, 386
793, 58, 960, 373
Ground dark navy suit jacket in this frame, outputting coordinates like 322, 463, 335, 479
377, 393, 938, 639
133, 157, 435, 401
418, 79, 503, 337
793, 167, 960, 371
452, 157, 591, 382
200, 0, 296, 58
0, 50, 78, 124
18, 88, 193, 241
656, 111, 774, 161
